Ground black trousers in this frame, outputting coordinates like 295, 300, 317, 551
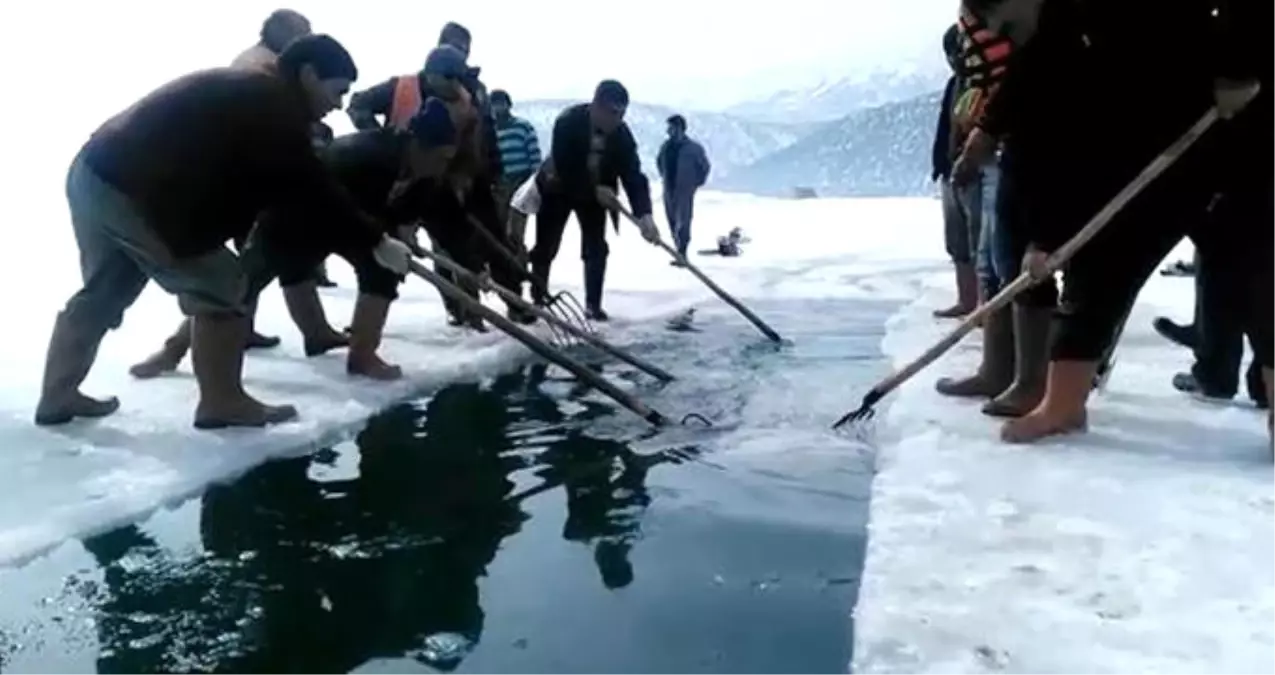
426, 185, 526, 316
1193, 181, 1274, 382
240, 213, 402, 306
529, 192, 609, 308
1044, 139, 1216, 361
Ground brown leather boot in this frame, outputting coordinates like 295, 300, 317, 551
191, 313, 297, 430
347, 293, 403, 381
983, 304, 1052, 418
935, 304, 1014, 398
129, 318, 192, 379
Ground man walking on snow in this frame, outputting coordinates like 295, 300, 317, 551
34, 35, 412, 430
530, 80, 660, 321
656, 114, 710, 263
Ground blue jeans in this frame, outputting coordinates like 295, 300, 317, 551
975, 162, 1015, 295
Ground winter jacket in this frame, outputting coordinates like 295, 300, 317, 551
545, 103, 653, 218
657, 136, 711, 196
82, 68, 383, 259
494, 115, 542, 183
348, 73, 503, 183
931, 77, 958, 181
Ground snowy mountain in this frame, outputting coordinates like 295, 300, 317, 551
513, 100, 815, 185
724, 69, 948, 125
716, 90, 943, 199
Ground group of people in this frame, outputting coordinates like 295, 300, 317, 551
928, 0, 1271, 447
33, 10, 676, 431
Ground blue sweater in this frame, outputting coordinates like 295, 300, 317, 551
494, 115, 542, 181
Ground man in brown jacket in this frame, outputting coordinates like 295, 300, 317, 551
34, 35, 412, 430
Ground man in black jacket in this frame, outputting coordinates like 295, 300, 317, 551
35, 35, 412, 430
531, 80, 659, 321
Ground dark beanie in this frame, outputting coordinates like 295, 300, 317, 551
942, 24, 961, 58
409, 98, 456, 147
277, 34, 358, 81
490, 89, 511, 106
593, 80, 629, 107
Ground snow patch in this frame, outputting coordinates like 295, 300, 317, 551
854, 245, 1274, 674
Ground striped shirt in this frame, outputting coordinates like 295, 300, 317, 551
495, 115, 542, 180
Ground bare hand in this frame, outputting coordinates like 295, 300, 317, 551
1022, 247, 1051, 282
1215, 78, 1261, 120
953, 128, 996, 186
595, 186, 619, 208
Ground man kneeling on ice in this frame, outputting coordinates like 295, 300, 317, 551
34, 35, 412, 430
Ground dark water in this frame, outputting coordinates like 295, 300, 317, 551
0, 298, 895, 674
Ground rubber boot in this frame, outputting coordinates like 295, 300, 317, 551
191, 313, 297, 430
245, 327, 281, 350
34, 310, 120, 426
506, 301, 537, 325
983, 304, 1052, 417
346, 293, 403, 381
531, 260, 552, 307
934, 262, 978, 318
935, 304, 1014, 397
1264, 367, 1273, 449
1247, 360, 1270, 409
129, 318, 192, 379
1000, 359, 1093, 444
281, 282, 347, 357
584, 257, 609, 322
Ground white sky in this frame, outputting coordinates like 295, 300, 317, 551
0, 0, 954, 207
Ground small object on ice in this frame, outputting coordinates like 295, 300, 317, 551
712, 574, 725, 585
512, 637, 529, 649
973, 644, 1009, 669
416, 632, 472, 666
666, 308, 697, 332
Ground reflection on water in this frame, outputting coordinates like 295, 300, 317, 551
75, 367, 703, 673
2, 296, 892, 674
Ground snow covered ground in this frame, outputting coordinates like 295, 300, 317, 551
853, 239, 1275, 673
0, 192, 935, 569
1, 185, 1269, 673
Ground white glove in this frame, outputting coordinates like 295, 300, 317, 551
637, 214, 660, 244
372, 235, 413, 275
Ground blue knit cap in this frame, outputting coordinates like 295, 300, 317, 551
408, 98, 456, 147
423, 44, 468, 79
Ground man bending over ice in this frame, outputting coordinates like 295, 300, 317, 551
33, 35, 412, 430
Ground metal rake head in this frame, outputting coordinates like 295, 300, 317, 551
540, 290, 594, 350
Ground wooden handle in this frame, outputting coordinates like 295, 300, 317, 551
612, 204, 784, 343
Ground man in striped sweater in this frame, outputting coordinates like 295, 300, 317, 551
490, 90, 542, 228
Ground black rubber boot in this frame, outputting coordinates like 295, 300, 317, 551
584, 256, 608, 322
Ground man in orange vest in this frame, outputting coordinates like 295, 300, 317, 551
347, 26, 515, 327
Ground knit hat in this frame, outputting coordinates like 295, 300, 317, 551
423, 44, 468, 79
490, 89, 511, 106
408, 98, 456, 147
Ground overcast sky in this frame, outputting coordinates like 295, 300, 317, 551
9, 0, 954, 109
0, 0, 954, 203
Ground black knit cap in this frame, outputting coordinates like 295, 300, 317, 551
593, 80, 629, 107
490, 89, 511, 105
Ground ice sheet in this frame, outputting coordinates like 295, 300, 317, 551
0, 193, 940, 568
853, 239, 1275, 674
